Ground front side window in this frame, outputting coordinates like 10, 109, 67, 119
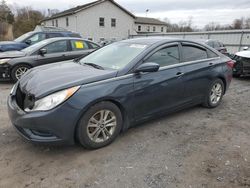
99, 17, 104, 27
182, 45, 208, 62
43, 40, 68, 54
146, 45, 180, 67
27, 33, 46, 45
70, 40, 88, 51
111, 18, 116, 27
79, 42, 147, 70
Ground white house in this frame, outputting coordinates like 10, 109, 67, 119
41, 0, 167, 42
135, 17, 168, 34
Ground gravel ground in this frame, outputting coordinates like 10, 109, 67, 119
0, 77, 250, 188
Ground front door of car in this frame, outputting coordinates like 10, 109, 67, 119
132, 44, 186, 121
35, 40, 71, 66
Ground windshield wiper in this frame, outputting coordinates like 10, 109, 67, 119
83, 62, 104, 70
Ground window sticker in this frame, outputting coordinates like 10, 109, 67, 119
130, 44, 147, 49
75, 41, 84, 49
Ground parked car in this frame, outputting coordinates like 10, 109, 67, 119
232, 49, 250, 77
199, 39, 228, 55
0, 37, 100, 81
8, 37, 233, 149
0, 29, 82, 52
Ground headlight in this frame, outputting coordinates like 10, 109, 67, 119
0, 59, 10, 65
10, 83, 17, 95
25, 86, 80, 112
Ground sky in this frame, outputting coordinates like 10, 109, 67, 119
6, 0, 250, 28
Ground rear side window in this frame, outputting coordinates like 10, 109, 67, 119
68, 33, 81, 38
43, 40, 68, 54
182, 45, 208, 62
146, 45, 180, 67
87, 42, 99, 49
47, 33, 63, 38
207, 49, 219, 58
70, 40, 89, 51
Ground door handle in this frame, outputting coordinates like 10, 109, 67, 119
176, 72, 184, 77
209, 62, 214, 66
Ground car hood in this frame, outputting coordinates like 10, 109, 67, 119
236, 51, 250, 58
0, 50, 26, 59
19, 62, 118, 99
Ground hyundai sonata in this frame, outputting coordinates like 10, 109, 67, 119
8, 37, 233, 149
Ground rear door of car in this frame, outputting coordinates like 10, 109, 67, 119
179, 42, 220, 103
67, 40, 96, 60
132, 43, 186, 121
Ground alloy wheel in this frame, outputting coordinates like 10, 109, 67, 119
15, 67, 29, 80
210, 83, 223, 105
87, 110, 117, 143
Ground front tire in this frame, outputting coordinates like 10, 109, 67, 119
203, 79, 224, 108
11, 64, 31, 82
77, 101, 123, 149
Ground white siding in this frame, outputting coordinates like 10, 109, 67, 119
43, 1, 135, 42
135, 23, 167, 33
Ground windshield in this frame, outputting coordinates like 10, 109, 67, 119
14, 32, 34, 42
79, 42, 147, 70
21, 40, 49, 54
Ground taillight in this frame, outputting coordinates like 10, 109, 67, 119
226, 60, 234, 69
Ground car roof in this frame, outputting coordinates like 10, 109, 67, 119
120, 37, 211, 47
41, 37, 96, 43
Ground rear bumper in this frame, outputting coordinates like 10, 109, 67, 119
7, 93, 81, 145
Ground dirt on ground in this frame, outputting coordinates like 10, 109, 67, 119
0, 77, 250, 188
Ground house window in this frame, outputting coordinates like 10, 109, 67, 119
99, 17, 105, 27
66, 17, 69, 27
111, 18, 116, 27
56, 20, 58, 27
147, 26, 150, 32
138, 25, 141, 31
52, 20, 54, 26
161, 27, 163, 32
153, 26, 156, 32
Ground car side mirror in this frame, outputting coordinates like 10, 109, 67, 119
135, 62, 160, 73
39, 48, 47, 56
25, 40, 32, 45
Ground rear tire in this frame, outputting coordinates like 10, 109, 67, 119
203, 79, 224, 108
11, 64, 31, 82
77, 101, 123, 150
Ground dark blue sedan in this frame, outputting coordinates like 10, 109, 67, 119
7, 37, 233, 149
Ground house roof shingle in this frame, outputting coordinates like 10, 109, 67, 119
43, 0, 135, 21
135, 17, 167, 26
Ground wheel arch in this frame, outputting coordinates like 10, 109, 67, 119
74, 98, 129, 143
217, 76, 227, 94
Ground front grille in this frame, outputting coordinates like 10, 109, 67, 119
15, 85, 35, 110
16, 86, 25, 109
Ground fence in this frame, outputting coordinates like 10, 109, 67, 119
129, 29, 250, 54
